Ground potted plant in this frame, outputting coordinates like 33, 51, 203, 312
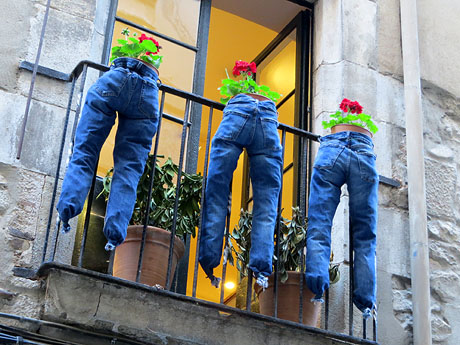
218, 60, 281, 104
110, 28, 163, 72
322, 98, 378, 136
99, 155, 203, 288
227, 207, 340, 326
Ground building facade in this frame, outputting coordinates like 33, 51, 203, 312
0, 0, 459, 344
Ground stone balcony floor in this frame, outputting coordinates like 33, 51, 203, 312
8, 262, 379, 345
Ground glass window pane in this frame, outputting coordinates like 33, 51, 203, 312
117, 0, 200, 46
256, 30, 297, 106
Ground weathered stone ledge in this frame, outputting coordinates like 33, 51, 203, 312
37, 262, 378, 345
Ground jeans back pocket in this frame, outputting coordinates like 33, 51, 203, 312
314, 144, 344, 170
137, 79, 159, 119
356, 150, 378, 183
215, 111, 249, 141
95, 68, 129, 97
260, 117, 281, 150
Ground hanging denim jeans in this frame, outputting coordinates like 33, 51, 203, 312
305, 131, 378, 317
57, 57, 160, 250
199, 94, 283, 288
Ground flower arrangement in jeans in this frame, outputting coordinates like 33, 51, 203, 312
218, 60, 281, 104
322, 98, 378, 134
110, 28, 163, 69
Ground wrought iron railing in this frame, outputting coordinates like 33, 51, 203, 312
19, 59, 402, 344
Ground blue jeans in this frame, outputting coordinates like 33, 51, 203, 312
57, 57, 160, 250
199, 94, 283, 285
305, 131, 378, 316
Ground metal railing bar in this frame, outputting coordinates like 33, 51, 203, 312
325, 288, 329, 330
349, 216, 354, 336
107, 250, 115, 276
115, 16, 198, 52
69, 65, 89, 144
50, 218, 61, 262
298, 137, 309, 324
278, 122, 320, 141
42, 76, 76, 263
18, 61, 69, 81
165, 99, 191, 288
273, 129, 287, 318
220, 183, 233, 304
192, 106, 214, 297
378, 175, 401, 188
159, 84, 224, 110
246, 270, 253, 312
298, 238, 305, 324
136, 90, 166, 283
373, 311, 377, 341
363, 317, 367, 340
16, 0, 52, 159
18, 60, 109, 81
162, 112, 192, 126
78, 166, 98, 267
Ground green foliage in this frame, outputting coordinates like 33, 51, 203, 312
110, 29, 163, 69
219, 71, 281, 104
98, 155, 203, 238
322, 110, 379, 134
228, 207, 340, 284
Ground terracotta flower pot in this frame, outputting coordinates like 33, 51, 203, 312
132, 57, 160, 76
243, 93, 271, 101
254, 271, 321, 327
331, 123, 372, 138
113, 225, 184, 289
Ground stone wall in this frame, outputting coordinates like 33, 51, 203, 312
0, 0, 110, 319
313, 0, 460, 344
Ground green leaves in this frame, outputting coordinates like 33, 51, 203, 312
110, 28, 163, 68
218, 75, 281, 104
322, 110, 379, 134
99, 154, 203, 239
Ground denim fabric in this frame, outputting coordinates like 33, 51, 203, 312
57, 57, 160, 249
199, 94, 283, 282
305, 131, 378, 315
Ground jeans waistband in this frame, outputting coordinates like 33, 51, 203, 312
226, 94, 277, 116
320, 131, 374, 148
111, 57, 159, 81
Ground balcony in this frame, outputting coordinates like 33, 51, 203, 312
2, 59, 401, 345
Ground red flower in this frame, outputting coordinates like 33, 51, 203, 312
232, 60, 257, 77
139, 33, 161, 51
339, 98, 363, 114
349, 101, 363, 114
339, 98, 351, 112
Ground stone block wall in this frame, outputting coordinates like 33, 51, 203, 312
0, 0, 110, 319
313, 1, 460, 344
